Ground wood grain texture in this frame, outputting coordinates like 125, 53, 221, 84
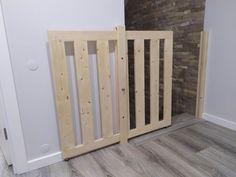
48, 31, 117, 41
196, 32, 209, 118
126, 31, 173, 40
130, 113, 203, 145
64, 134, 120, 159
49, 29, 174, 159
128, 119, 171, 139
150, 39, 160, 123
163, 35, 173, 125
49, 39, 75, 153
134, 39, 145, 129
126, 32, 173, 140
3, 114, 236, 177
96, 40, 113, 138
115, 26, 129, 144
74, 40, 94, 145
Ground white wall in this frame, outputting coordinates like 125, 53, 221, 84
1, 0, 124, 163
0, 4, 12, 164
203, 0, 236, 129
0, 4, 28, 173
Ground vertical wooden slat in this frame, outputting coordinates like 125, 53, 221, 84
114, 41, 120, 134
163, 33, 173, 124
134, 39, 145, 129
96, 40, 113, 138
196, 32, 209, 118
115, 26, 129, 143
150, 39, 160, 123
74, 40, 94, 144
49, 39, 75, 153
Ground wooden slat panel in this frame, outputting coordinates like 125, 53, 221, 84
126, 31, 172, 40
48, 31, 117, 41
196, 32, 209, 118
49, 39, 75, 153
150, 39, 160, 123
49, 28, 174, 159
129, 120, 170, 139
96, 40, 113, 138
134, 39, 145, 129
64, 134, 120, 159
115, 26, 129, 143
74, 40, 94, 144
163, 33, 173, 124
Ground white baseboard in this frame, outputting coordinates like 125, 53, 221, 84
203, 113, 236, 131
26, 151, 62, 172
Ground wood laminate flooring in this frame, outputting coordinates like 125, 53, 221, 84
1, 113, 236, 177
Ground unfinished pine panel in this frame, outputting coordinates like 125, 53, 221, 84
49, 39, 75, 153
96, 40, 113, 138
129, 119, 170, 138
150, 39, 160, 123
48, 31, 117, 41
163, 34, 173, 125
196, 32, 209, 118
48, 28, 173, 159
126, 31, 172, 40
74, 40, 94, 144
64, 134, 120, 159
134, 39, 145, 129
115, 26, 129, 143
126, 31, 173, 139
114, 39, 120, 135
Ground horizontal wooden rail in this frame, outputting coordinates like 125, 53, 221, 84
48, 31, 117, 41
126, 31, 173, 40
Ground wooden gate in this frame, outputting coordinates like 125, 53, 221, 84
48, 26, 173, 159
126, 31, 173, 138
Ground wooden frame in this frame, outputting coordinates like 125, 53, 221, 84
196, 32, 209, 118
49, 30, 121, 159
48, 27, 173, 159
127, 31, 173, 138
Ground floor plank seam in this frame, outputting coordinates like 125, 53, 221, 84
131, 119, 205, 146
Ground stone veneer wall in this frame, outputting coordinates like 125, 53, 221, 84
126, 0, 206, 118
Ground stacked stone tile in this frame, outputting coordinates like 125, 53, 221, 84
126, 0, 206, 121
